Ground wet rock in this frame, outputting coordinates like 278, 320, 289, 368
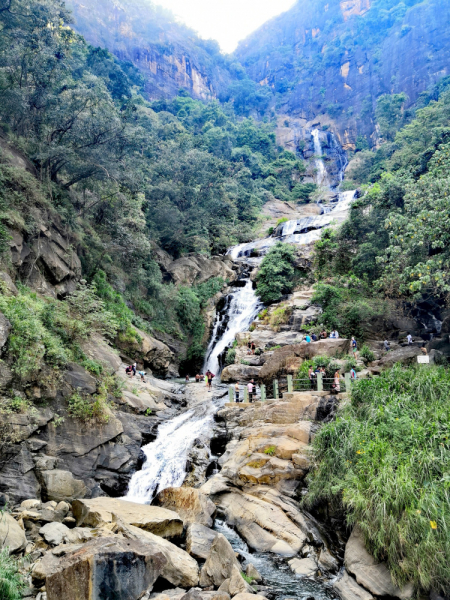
245, 564, 262, 583
72, 497, 183, 538
318, 547, 339, 572
345, 526, 413, 599
233, 594, 266, 600
333, 570, 374, 600
40, 469, 87, 503
155, 487, 216, 527
186, 523, 219, 559
199, 533, 241, 587
0, 512, 27, 554
229, 565, 254, 596
44, 537, 167, 600
288, 557, 317, 577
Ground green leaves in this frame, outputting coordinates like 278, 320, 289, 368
256, 243, 296, 304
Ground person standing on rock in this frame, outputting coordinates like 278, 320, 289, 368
332, 370, 340, 393
132, 362, 137, 377
251, 341, 256, 355
207, 371, 215, 391
205, 372, 209, 386
384, 339, 391, 352
308, 366, 315, 389
350, 367, 357, 380
235, 382, 240, 402
247, 380, 254, 402
407, 333, 413, 345
351, 337, 358, 359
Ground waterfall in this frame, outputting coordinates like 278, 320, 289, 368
282, 219, 298, 237
203, 278, 263, 374
126, 405, 215, 503
312, 129, 327, 186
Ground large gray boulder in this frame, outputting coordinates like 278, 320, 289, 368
63, 362, 97, 394
154, 487, 216, 527
0, 311, 11, 350
186, 523, 218, 559
199, 533, 241, 587
229, 565, 254, 596
41, 469, 87, 503
72, 497, 183, 538
117, 520, 199, 588
333, 570, 374, 600
345, 526, 413, 599
44, 537, 167, 600
39, 522, 70, 546
220, 365, 261, 384
0, 512, 27, 554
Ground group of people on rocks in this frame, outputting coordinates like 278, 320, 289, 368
247, 341, 256, 355
125, 363, 147, 382
234, 379, 256, 403
304, 329, 340, 343
187, 371, 215, 390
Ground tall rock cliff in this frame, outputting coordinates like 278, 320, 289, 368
67, 0, 234, 100
235, 0, 450, 147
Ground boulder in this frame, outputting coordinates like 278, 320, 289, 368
186, 523, 218, 559
233, 595, 267, 600
318, 547, 339, 572
20, 499, 41, 511
72, 497, 183, 538
333, 570, 374, 600
0, 271, 18, 295
39, 522, 70, 546
377, 346, 420, 368
288, 557, 317, 577
166, 255, 235, 287
44, 537, 167, 600
199, 533, 241, 587
345, 526, 413, 599
221, 365, 261, 384
80, 335, 122, 373
245, 564, 262, 583
116, 327, 174, 377
0, 311, 11, 350
118, 520, 199, 588
63, 362, 97, 394
0, 512, 27, 554
218, 492, 306, 556
40, 470, 87, 503
155, 487, 216, 527
229, 565, 253, 596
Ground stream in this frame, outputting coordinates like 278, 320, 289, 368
125, 129, 350, 599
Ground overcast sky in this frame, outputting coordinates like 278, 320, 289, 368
155, 0, 296, 53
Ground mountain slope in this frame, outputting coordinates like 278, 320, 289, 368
235, 0, 450, 147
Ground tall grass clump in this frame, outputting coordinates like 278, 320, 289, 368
305, 364, 450, 596
0, 548, 24, 600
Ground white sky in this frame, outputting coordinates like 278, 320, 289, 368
154, 0, 297, 53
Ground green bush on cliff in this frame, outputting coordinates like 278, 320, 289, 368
0, 547, 23, 600
305, 365, 450, 595
256, 243, 296, 303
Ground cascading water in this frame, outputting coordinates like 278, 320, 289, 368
312, 129, 327, 187
126, 404, 216, 503
203, 278, 263, 375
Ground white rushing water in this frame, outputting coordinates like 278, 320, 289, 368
126, 406, 215, 503
203, 278, 263, 374
312, 129, 327, 186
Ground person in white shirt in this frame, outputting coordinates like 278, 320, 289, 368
248, 380, 254, 403
407, 333, 413, 345
334, 330, 339, 339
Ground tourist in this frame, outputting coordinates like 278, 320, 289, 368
384, 339, 391, 352
235, 382, 240, 403
333, 330, 339, 339
138, 370, 147, 382
207, 371, 215, 391
420, 344, 428, 355
132, 362, 137, 377
185, 374, 190, 382
251, 341, 256, 355
205, 372, 209, 386
247, 341, 252, 355
329, 330, 335, 339
320, 330, 327, 339
195, 374, 200, 383
308, 366, 315, 389
332, 370, 340, 393
312, 332, 318, 342
248, 380, 254, 402
125, 365, 133, 377
305, 334, 311, 343
351, 337, 358, 359
350, 367, 357, 380
407, 333, 413, 345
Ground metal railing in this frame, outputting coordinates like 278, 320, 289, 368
228, 373, 352, 403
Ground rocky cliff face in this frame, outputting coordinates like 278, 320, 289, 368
235, 0, 450, 147
67, 0, 234, 101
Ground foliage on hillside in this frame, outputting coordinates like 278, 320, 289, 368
0, 547, 23, 600
256, 243, 298, 304
305, 365, 450, 595
315, 87, 450, 302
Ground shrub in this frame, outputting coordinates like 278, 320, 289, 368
360, 344, 376, 362
305, 365, 450, 595
269, 305, 292, 330
256, 243, 296, 304
225, 348, 236, 365
264, 445, 276, 456
0, 547, 23, 600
